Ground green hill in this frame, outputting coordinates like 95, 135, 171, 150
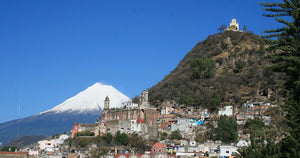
149, 31, 285, 111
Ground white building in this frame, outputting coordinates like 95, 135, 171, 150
130, 118, 147, 134
218, 145, 237, 157
38, 140, 55, 150
200, 109, 210, 120
54, 134, 69, 146
199, 144, 210, 153
171, 118, 190, 134
218, 106, 233, 116
237, 140, 250, 147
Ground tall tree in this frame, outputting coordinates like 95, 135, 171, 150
115, 131, 129, 146
259, 0, 300, 157
215, 115, 238, 143
243, 25, 247, 31
104, 133, 112, 145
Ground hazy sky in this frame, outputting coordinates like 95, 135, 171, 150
0, 0, 281, 123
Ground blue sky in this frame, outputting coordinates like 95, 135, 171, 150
0, 0, 281, 123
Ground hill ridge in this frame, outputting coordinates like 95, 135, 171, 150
149, 31, 285, 110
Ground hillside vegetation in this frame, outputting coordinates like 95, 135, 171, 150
149, 31, 285, 111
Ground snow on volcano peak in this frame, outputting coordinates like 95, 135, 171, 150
41, 83, 131, 114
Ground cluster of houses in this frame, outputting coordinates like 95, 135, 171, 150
102, 141, 238, 158
2, 89, 280, 158
13, 134, 70, 158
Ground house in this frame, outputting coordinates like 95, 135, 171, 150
37, 140, 55, 150
200, 109, 210, 120
160, 101, 175, 115
236, 114, 254, 125
115, 154, 148, 158
175, 152, 197, 157
54, 134, 69, 146
95, 121, 107, 136
180, 140, 189, 147
218, 106, 233, 116
171, 118, 190, 134
198, 144, 209, 153
243, 102, 268, 108
237, 140, 250, 147
218, 145, 237, 157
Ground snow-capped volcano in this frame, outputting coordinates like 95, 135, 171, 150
42, 82, 131, 113
0, 82, 132, 145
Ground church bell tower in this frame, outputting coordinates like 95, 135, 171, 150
104, 96, 110, 111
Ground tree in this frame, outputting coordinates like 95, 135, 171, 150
129, 134, 147, 154
215, 115, 238, 143
132, 96, 139, 104
209, 95, 221, 112
195, 133, 206, 143
170, 130, 182, 140
115, 131, 129, 146
243, 25, 247, 31
159, 132, 168, 140
259, 0, 300, 157
244, 118, 266, 144
1, 146, 18, 152
217, 24, 227, 33
104, 133, 112, 145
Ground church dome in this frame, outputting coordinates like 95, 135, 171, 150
151, 142, 166, 153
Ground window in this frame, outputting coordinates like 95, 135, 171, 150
153, 147, 155, 152
158, 148, 162, 152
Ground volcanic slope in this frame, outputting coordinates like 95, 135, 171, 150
0, 83, 131, 145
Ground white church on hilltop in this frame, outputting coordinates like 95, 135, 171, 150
226, 18, 240, 31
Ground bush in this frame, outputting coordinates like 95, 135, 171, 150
75, 131, 94, 137
79, 138, 88, 147
170, 130, 182, 140
191, 57, 214, 79
234, 60, 246, 73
